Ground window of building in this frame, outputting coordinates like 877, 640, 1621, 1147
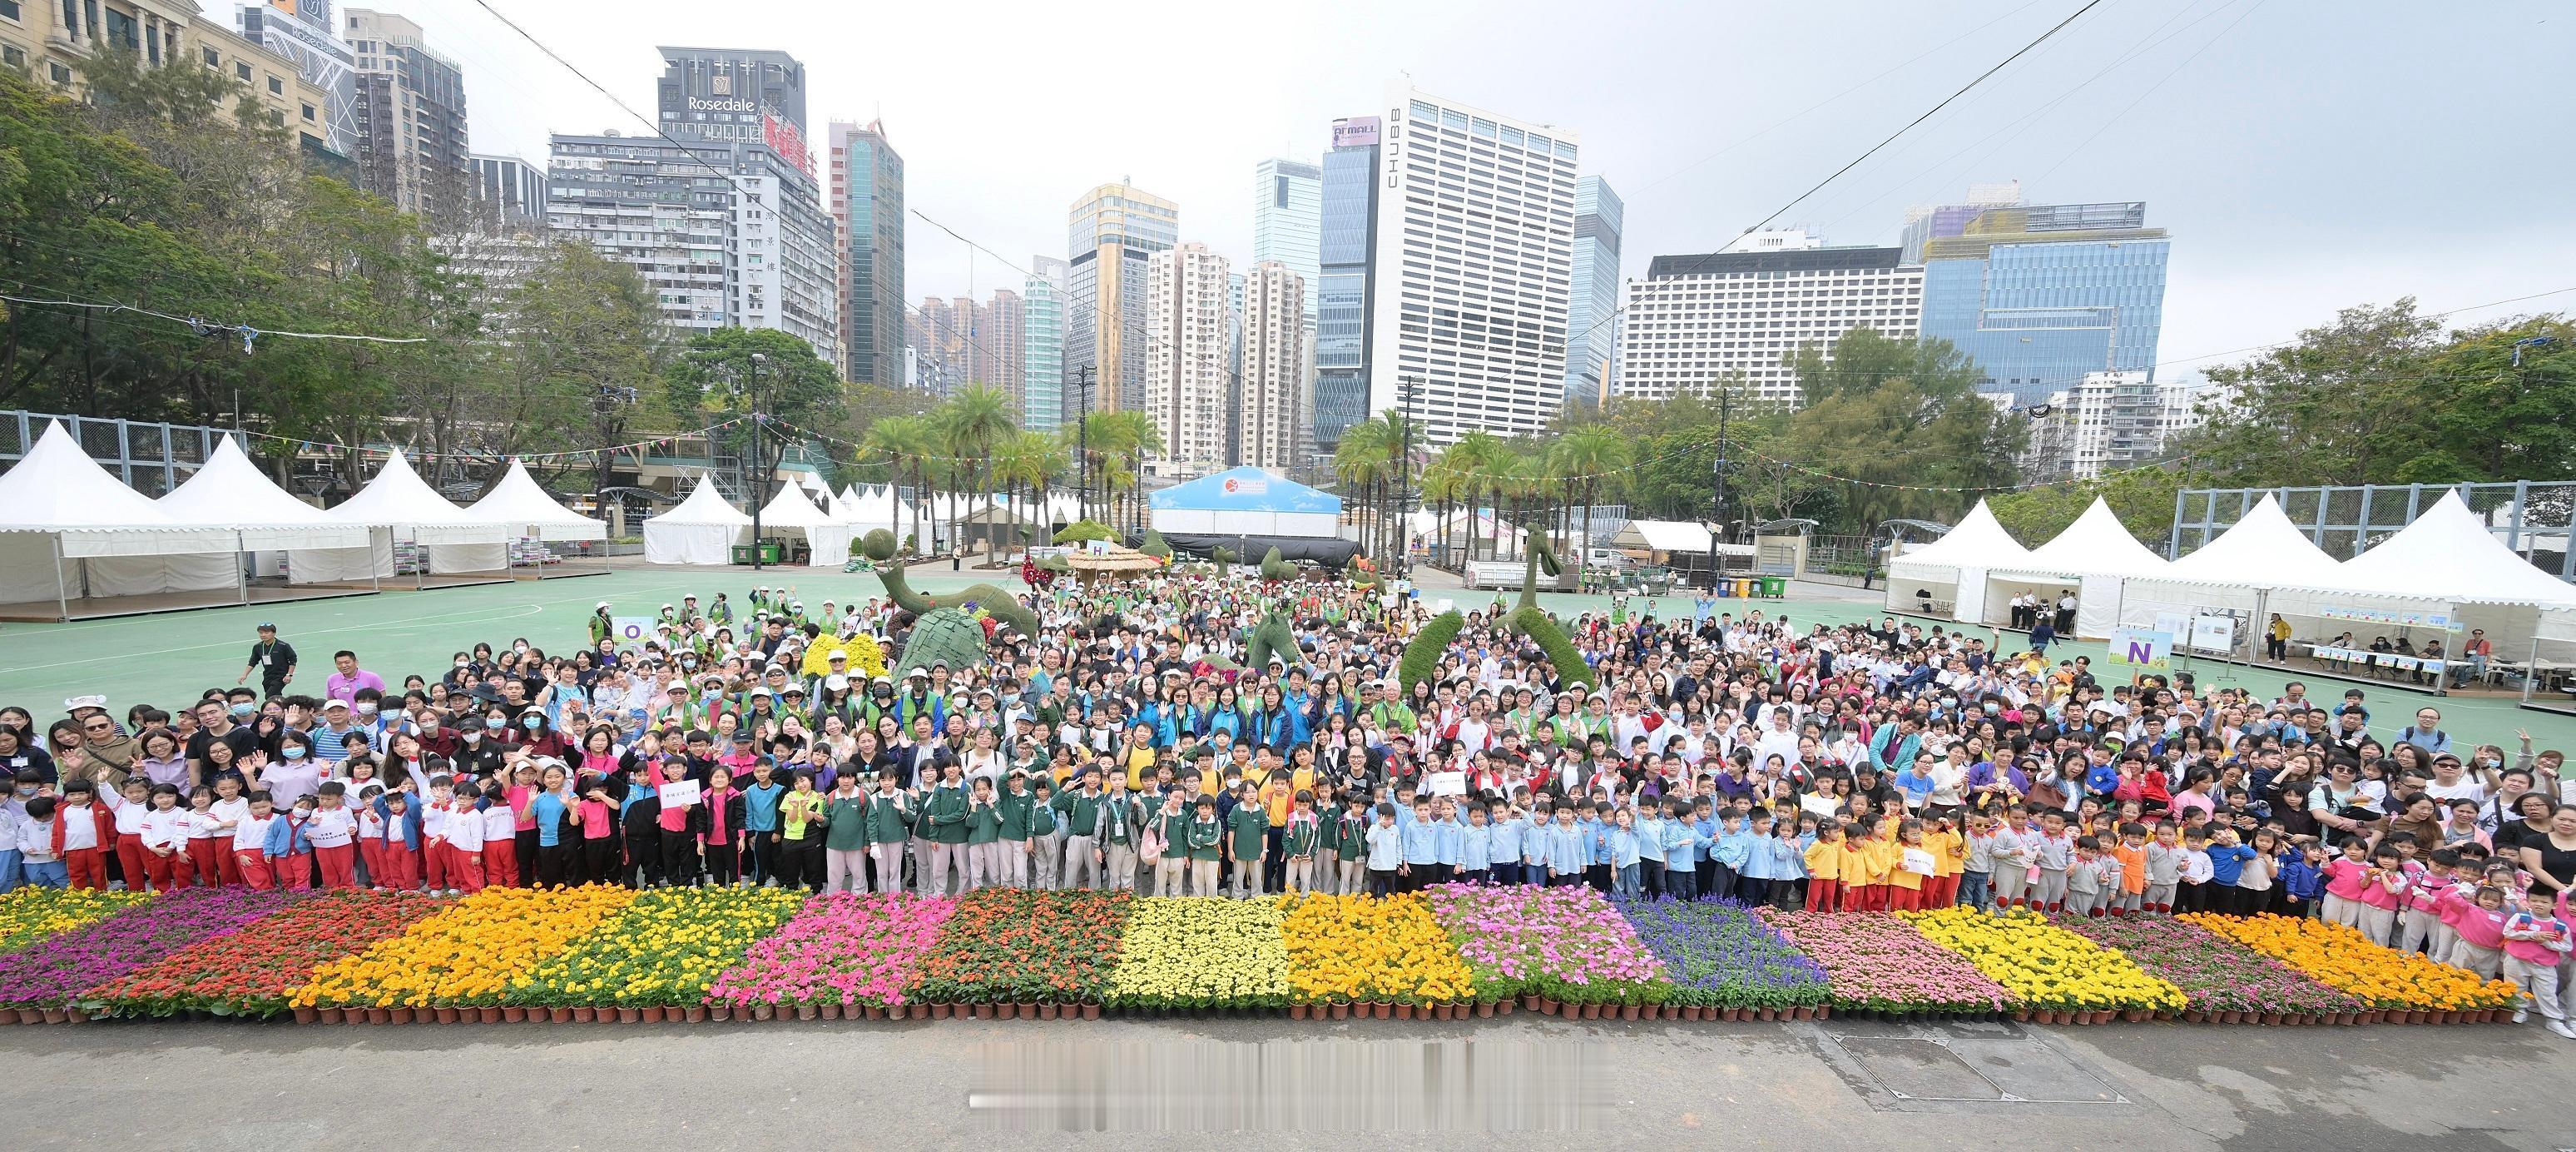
267, 75, 283, 95
235, 61, 251, 81
0, 1, 19, 19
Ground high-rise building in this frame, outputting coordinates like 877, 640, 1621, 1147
1899, 181, 2024, 263
237, 1, 359, 161
1312, 116, 1382, 452
10, 3, 334, 166
1917, 196, 2170, 404
1023, 256, 1070, 430
1238, 261, 1307, 471
1367, 85, 1580, 445
1617, 239, 1922, 407
548, 130, 838, 362
468, 154, 547, 229
908, 297, 968, 398
1142, 242, 1232, 478
1252, 159, 1323, 322
973, 290, 1025, 405
344, 10, 470, 221
2019, 370, 2192, 482
656, 47, 806, 145
1566, 176, 1623, 410
827, 120, 904, 386
1067, 183, 1180, 415
904, 293, 1019, 400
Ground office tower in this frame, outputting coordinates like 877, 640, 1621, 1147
1366, 84, 1580, 445
468, 154, 548, 229
908, 298, 968, 398
1566, 175, 1623, 410
548, 130, 838, 363
343, 10, 469, 220
1067, 182, 1181, 414
1312, 115, 1381, 452
1142, 242, 1232, 478
1916, 196, 2170, 404
656, 47, 805, 144
237, 1, 359, 160
972, 290, 1025, 406
1023, 256, 1070, 430
1239, 261, 1307, 470
1253, 159, 1323, 321
827, 120, 905, 386
1899, 181, 2024, 263
1617, 236, 1922, 407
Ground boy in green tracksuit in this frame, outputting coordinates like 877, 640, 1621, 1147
1226, 781, 1269, 898
1283, 791, 1321, 895
965, 777, 1003, 892
1312, 800, 1343, 896
1151, 791, 1192, 896
862, 777, 914, 896
997, 772, 1035, 889
1335, 795, 1371, 895
1186, 796, 1225, 898
923, 764, 971, 896
1097, 775, 1141, 892
1028, 777, 1062, 890
823, 772, 871, 893
1052, 767, 1105, 891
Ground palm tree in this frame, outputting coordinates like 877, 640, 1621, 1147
1441, 430, 1502, 562
1419, 451, 1468, 569
993, 430, 1069, 548
943, 385, 1018, 550
1068, 411, 1131, 528
1334, 416, 1394, 560
1553, 424, 1626, 584
1109, 411, 1162, 534
864, 415, 929, 554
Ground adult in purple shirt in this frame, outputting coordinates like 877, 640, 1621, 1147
324, 649, 387, 704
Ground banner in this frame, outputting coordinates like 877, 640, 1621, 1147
2108, 627, 2172, 670
2319, 605, 2459, 631
1424, 772, 1467, 797
611, 616, 655, 652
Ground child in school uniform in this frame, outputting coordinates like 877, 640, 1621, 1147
1364, 802, 1403, 896
1284, 792, 1321, 893
53, 778, 114, 890
1226, 782, 1270, 897
305, 783, 360, 889
2500, 889, 2576, 1038
230, 792, 280, 890
777, 772, 827, 892
18, 797, 65, 888
2176, 828, 2215, 915
2352, 844, 2410, 946
263, 795, 316, 891
2278, 841, 2326, 918
478, 782, 520, 890
1887, 821, 1931, 912
2204, 828, 2256, 916
2232, 829, 2279, 918
140, 784, 191, 891
2110, 824, 2149, 916
693, 767, 747, 886
1542, 806, 1586, 889
2142, 824, 2184, 914
102, 778, 154, 893
2064, 836, 2106, 917
577, 777, 622, 886
1399, 799, 1439, 893
1028, 777, 1063, 891
1459, 802, 1492, 886
2029, 813, 2075, 915
1430, 798, 1464, 889
964, 777, 1002, 892
0, 797, 24, 893
1335, 796, 1372, 894
1186, 795, 1225, 896
1524, 802, 1557, 887
1801, 822, 1842, 911
443, 790, 486, 894
1987, 815, 2030, 911
2437, 884, 2514, 981
1736, 812, 1777, 906
1922, 815, 1963, 911
1606, 808, 1642, 901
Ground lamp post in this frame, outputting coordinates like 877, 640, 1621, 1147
1396, 375, 1420, 575
744, 352, 771, 570
1704, 385, 1729, 591
1074, 365, 1097, 526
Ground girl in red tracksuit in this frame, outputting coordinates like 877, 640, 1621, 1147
305, 782, 361, 889
181, 787, 226, 887
52, 778, 116, 890
102, 778, 155, 891
140, 785, 192, 891
443, 790, 487, 893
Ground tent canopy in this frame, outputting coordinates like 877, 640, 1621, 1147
1610, 519, 1754, 558
2337, 490, 2576, 608
1149, 466, 1340, 514
156, 436, 372, 552
653, 475, 754, 527
326, 450, 510, 544
465, 460, 607, 541
1995, 498, 2168, 579
642, 476, 751, 566
753, 482, 834, 530
0, 421, 237, 556
1888, 499, 2029, 575
2161, 494, 2349, 589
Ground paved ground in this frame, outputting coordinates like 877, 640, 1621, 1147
0, 560, 2566, 757
4, 1015, 2573, 1148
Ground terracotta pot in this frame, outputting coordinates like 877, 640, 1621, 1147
292, 1006, 318, 1025
315, 1006, 343, 1024
1523, 994, 1542, 1010
1290, 1004, 1310, 1020
592, 1007, 617, 1027
863, 1006, 884, 1020
934, 1003, 954, 1020
710, 1006, 733, 1022
1617, 1003, 1637, 1020
1719, 1006, 1740, 1022
389, 1007, 414, 1025
39, 1008, 66, 1025
2214, 1010, 2237, 1025
545, 1008, 569, 1024
1329, 1002, 1349, 1020
610, 1007, 635, 1024
686, 1006, 708, 1023
12, 1009, 39, 1025
501, 1006, 525, 1023
752, 1005, 775, 1021
1761, 1007, 1781, 1021
2093, 1010, 2116, 1025
1477, 1001, 1495, 1018
1039, 1003, 1060, 1020
2123, 1008, 2149, 1023
1082, 1003, 1101, 1020
1370, 1001, 1390, 1019
968, 1003, 989, 1020
1435, 1004, 1454, 1020
2014, 1009, 2034, 1022
2258, 1012, 2280, 1025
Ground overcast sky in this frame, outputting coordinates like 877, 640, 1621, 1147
214, 0, 2575, 379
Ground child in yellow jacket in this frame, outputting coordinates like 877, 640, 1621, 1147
1803, 822, 1845, 913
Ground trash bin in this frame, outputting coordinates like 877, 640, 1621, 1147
1759, 575, 1786, 598
731, 543, 784, 565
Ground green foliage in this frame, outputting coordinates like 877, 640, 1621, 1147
1138, 529, 1173, 559
894, 608, 992, 673
1054, 519, 1115, 544
860, 529, 899, 563
1244, 610, 1298, 673
1986, 464, 2197, 549
1513, 606, 1597, 690
1780, 330, 2024, 529
1399, 611, 1464, 696
1260, 547, 1294, 582
1211, 546, 1236, 576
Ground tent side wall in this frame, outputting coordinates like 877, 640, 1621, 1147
645, 521, 746, 565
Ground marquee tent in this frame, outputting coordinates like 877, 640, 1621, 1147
1976, 498, 2170, 638
1150, 466, 1340, 538
157, 435, 389, 586
467, 460, 607, 542
0, 421, 240, 613
324, 450, 511, 577
2337, 491, 2576, 608
1883, 500, 2031, 622
754, 482, 857, 568
642, 476, 753, 565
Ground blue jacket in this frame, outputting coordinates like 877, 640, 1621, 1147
370, 795, 424, 852
2207, 844, 2256, 886
1489, 816, 1524, 864
2280, 857, 2326, 901
1433, 817, 1465, 866
1659, 821, 1704, 866
1634, 815, 1667, 863
1459, 823, 1492, 871
1542, 824, 1586, 873
263, 812, 314, 858
1714, 828, 1758, 871
1401, 818, 1439, 865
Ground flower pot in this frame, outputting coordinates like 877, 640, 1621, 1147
1438, 1004, 1456, 1020
429, 1007, 453, 1024
592, 1008, 617, 1027
1523, 994, 1542, 1010
934, 1004, 954, 1020
502, 1006, 525, 1023
2217, 1010, 2241, 1025
1329, 1002, 1349, 1020
710, 1006, 732, 1022
2014, 1009, 2033, 1022
1082, 1003, 1101, 1020
291, 1006, 318, 1025
1038, 1003, 1059, 1020
1721, 1006, 1741, 1022
1759, 1007, 1777, 1021
546, 1008, 569, 1024
39, 1008, 66, 1025
1290, 1004, 1310, 1020
2259, 1012, 2281, 1025
14, 1009, 40, 1025
752, 1005, 775, 1021
651, 1006, 675, 1023
787, 1003, 810, 1020
316, 1007, 344, 1024
1498, 999, 1515, 1016
1370, 1001, 1390, 1019
1618, 1003, 1639, 1021
389, 1008, 414, 1025
1534, 998, 1556, 1015
2123, 1009, 2149, 1023
687, 1006, 708, 1023
1477, 1001, 1495, 1019
2093, 1010, 2115, 1025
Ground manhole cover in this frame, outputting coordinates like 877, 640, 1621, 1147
1840, 1037, 2004, 1101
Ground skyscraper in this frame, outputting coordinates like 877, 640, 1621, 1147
1898, 181, 2024, 263
971, 290, 1025, 406
1566, 176, 1624, 410
1023, 256, 1069, 430
344, 10, 470, 221
1367, 84, 1579, 445
827, 120, 905, 386
1142, 242, 1233, 478
907, 297, 968, 398
656, 47, 805, 145
1252, 159, 1323, 321
1916, 197, 2170, 404
1312, 116, 1381, 452
1238, 261, 1307, 471
1067, 183, 1180, 415
238, 1, 359, 159
1617, 236, 1922, 407
468, 154, 547, 230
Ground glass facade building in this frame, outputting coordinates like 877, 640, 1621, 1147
1916, 201, 2169, 405
1022, 256, 1068, 430
1066, 184, 1179, 414
1312, 117, 1380, 451
1252, 159, 1323, 321
1566, 176, 1623, 410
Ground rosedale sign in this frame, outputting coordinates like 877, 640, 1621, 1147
689, 97, 758, 112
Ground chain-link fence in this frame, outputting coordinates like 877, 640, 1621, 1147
2172, 482, 2575, 582
0, 411, 230, 497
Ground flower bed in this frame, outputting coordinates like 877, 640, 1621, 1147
0, 889, 294, 1011
293, 884, 638, 1011
1106, 896, 1291, 1011
909, 889, 1130, 1006
1426, 884, 1669, 1006
0, 888, 154, 955
84, 891, 450, 1019
2182, 913, 2522, 1015
1620, 898, 1830, 1012
711, 894, 955, 1013
1281, 893, 1474, 1008
523, 887, 806, 1011
2064, 915, 2361, 1020
1760, 909, 2009, 1015
1899, 906, 2183, 1017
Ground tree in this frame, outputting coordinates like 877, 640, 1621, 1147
2177, 300, 2450, 488
493, 241, 672, 496
666, 327, 843, 511
1778, 328, 2024, 528
1551, 423, 1626, 583
1985, 463, 2197, 549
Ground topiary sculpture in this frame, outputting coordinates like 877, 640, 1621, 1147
1211, 546, 1236, 578
1399, 610, 1464, 697
1496, 531, 1595, 689
862, 529, 1042, 671
1139, 529, 1173, 559
1259, 546, 1295, 582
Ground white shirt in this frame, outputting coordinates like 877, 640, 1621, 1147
444, 808, 486, 851
305, 806, 357, 848
230, 813, 275, 853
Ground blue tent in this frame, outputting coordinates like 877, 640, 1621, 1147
1149, 466, 1340, 514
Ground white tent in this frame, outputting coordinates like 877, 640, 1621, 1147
2338, 491, 2576, 608
0, 422, 240, 610
643, 476, 752, 565
753, 482, 857, 568
325, 450, 510, 576
2160, 494, 2350, 588
1608, 519, 1756, 558
1973, 498, 2169, 638
466, 460, 607, 542
157, 435, 387, 585
1884, 500, 2032, 623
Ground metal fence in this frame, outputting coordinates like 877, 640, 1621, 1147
2172, 481, 2575, 582
1805, 534, 1877, 575
0, 411, 234, 497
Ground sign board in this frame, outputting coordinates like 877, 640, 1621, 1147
2153, 612, 2192, 641
762, 111, 815, 179
1331, 116, 1382, 147
1466, 560, 1527, 589
611, 616, 655, 652
2108, 628, 2172, 670
1901, 848, 1937, 876
1220, 475, 1269, 496
658, 778, 702, 809
2190, 614, 2236, 653
1424, 771, 1467, 797
2320, 605, 2459, 631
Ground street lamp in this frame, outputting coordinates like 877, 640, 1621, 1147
1396, 375, 1420, 575
1074, 365, 1097, 526
744, 352, 771, 571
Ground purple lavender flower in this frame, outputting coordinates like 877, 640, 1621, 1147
0, 890, 298, 1010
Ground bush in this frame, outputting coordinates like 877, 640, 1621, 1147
1053, 520, 1115, 544
1399, 610, 1463, 696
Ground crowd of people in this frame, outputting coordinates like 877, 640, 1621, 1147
2, 569, 2574, 1036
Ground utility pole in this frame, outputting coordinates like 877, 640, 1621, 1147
1075, 365, 1097, 525
1705, 385, 1728, 592
1397, 375, 1420, 574
745, 352, 771, 571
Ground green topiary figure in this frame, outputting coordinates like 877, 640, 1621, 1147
1036, 554, 1071, 573
1399, 610, 1464, 697
895, 608, 993, 675
1260, 546, 1294, 582
1513, 604, 1596, 690
1139, 529, 1173, 559
1053, 519, 1114, 544
1211, 546, 1236, 577
862, 529, 1041, 653
1245, 608, 1297, 671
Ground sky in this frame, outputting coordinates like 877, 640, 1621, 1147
207, 0, 2576, 380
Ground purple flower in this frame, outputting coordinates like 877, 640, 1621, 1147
0, 889, 298, 1010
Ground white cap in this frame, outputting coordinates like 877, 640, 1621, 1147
597, 601, 611, 610
825, 673, 850, 691
907, 667, 929, 678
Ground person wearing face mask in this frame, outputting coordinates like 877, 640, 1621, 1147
185, 699, 259, 785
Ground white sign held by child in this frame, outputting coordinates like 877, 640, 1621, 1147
1425, 771, 1467, 797
1901, 847, 1936, 876
659, 778, 702, 808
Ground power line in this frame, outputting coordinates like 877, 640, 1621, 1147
0, 290, 427, 347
